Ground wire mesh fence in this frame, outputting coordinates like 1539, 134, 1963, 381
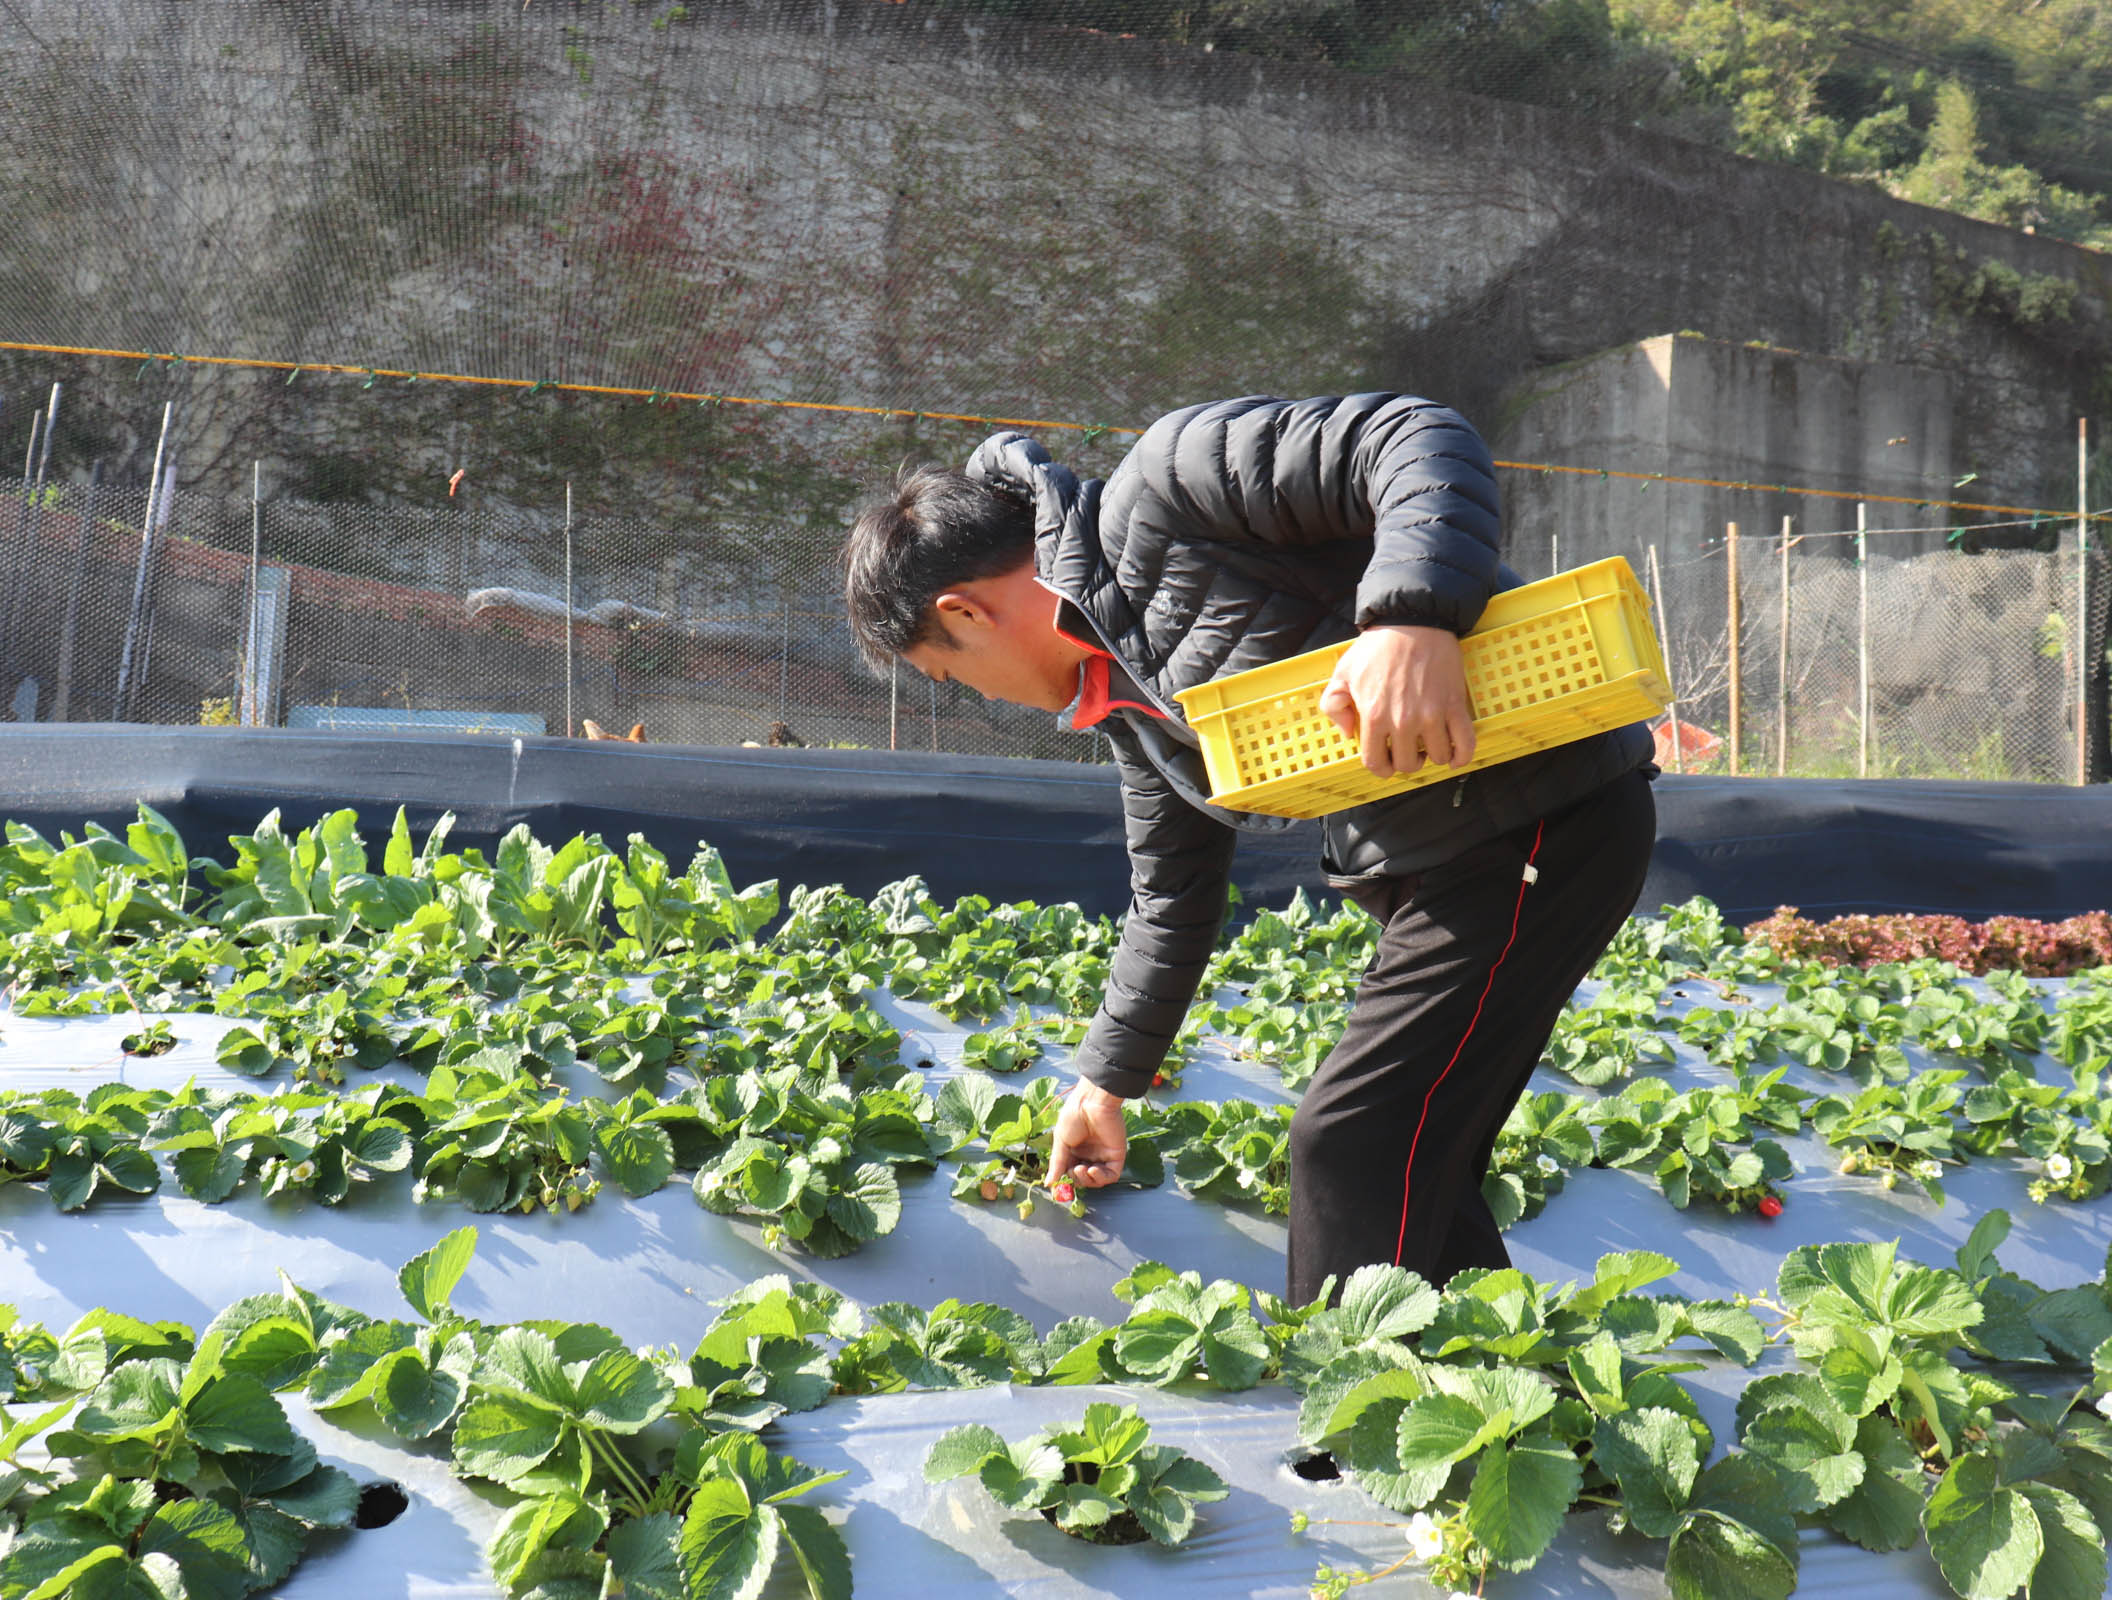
1, 472, 2101, 784
0, 474, 1101, 763
1650, 526, 2108, 784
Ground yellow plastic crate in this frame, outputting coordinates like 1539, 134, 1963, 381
1171, 556, 1672, 819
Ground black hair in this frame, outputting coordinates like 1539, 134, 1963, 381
841, 465, 1036, 671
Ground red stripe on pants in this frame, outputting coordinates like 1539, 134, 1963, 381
1391, 819, 1546, 1267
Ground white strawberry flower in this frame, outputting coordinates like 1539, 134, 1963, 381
2047, 1153, 2075, 1182
290, 1160, 317, 1184
1946, 1033, 1964, 1049
2097, 1392, 2112, 1420
1406, 1512, 1444, 1561
1914, 1159, 1942, 1180
1535, 1153, 1560, 1176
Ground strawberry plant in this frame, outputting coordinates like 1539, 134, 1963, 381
1141, 1096, 1293, 1214
1587, 1076, 1799, 1214
958, 1008, 1045, 1073
924, 1401, 1228, 1546
407, 1062, 601, 1215
150, 1081, 413, 1204
0, 1300, 359, 1600
1810, 1070, 1967, 1200
0, 1086, 161, 1212
934, 1072, 1163, 1219
1542, 984, 1675, 1085
1483, 1089, 1595, 1228
686, 1063, 936, 1255
831, 1299, 1043, 1393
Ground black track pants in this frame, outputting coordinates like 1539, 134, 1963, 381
1286, 768, 1657, 1305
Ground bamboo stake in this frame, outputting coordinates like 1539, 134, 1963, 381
1726, 522, 1742, 776
1648, 542, 1682, 773
1777, 517, 1791, 777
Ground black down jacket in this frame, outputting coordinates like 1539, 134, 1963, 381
965, 393, 1653, 1098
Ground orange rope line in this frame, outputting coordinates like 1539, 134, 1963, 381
6, 338, 2105, 523
0, 340, 1131, 439
1485, 457, 2109, 523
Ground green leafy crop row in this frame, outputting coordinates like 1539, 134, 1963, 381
8, 1216, 2112, 1600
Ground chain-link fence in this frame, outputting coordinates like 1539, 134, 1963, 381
2, 472, 2102, 783
1650, 527, 2108, 784
0, 474, 1103, 763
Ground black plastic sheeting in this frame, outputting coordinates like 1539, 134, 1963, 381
2, 725, 2109, 922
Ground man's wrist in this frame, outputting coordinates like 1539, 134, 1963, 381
1072, 1078, 1134, 1110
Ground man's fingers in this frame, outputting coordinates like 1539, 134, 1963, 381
1414, 715, 1449, 770
1319, 677, 1358, 742
1358, 708, 1395, 778
1449, 701, 1477, 767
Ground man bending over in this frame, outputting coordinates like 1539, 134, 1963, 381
840, 393, 1656, 1302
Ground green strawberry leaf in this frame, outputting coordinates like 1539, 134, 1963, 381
595, 1121, 677, 1197
1924, 1453, 2044, 1600
397, 1226, 477, 1323
776, 1504, 852, 1600
678, 1476, 781, 1600
1593, 1406, 1700, 1539
924, 1425, 1008, 1482
608, 1512, 686, 1600
452, 1390, 565, 1485
1465, 1431, 1582, 1570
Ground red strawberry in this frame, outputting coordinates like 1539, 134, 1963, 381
1153, 1073, 1165, 1088
1051, 1181, 1077, 1204
978, 1179, 1000, 1202
1757, 1195, 1784, 1219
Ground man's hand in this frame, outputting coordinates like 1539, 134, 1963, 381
1317, 624, 1476, 778
1048, 1078, 1130, 1189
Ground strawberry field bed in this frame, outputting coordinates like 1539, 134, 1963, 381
3, 805, 2112, 1600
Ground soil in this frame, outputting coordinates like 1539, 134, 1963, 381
1038, 1460, 1150, 1546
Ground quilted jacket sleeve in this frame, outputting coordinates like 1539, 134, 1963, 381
1073, 724, 1240, 1098
1114, 392, 1504, 634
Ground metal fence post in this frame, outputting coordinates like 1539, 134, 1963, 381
1857, 502, 1870, 779
889, 659, 898, 751
51, 460, 101, 722
2079, 416, 2091, 787
564, 482, 575, 739
114, 402, 174, 721
1648, 541, 1681, 773
5, 404, 45, 676
1777, 516, 1791, 777
1726, 521, 1742, 776
242, 461, 262, 725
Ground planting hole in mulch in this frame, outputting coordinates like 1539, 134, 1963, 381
1038, 1461, 1150, 1545
354, 1482, 409, 1528
1290, 1451, 1341, 1482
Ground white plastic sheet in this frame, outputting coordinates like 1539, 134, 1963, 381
2, 978, 2106, 1598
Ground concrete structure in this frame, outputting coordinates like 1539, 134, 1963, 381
0, 0, 2104, 550
1499, 335, 1962, 572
